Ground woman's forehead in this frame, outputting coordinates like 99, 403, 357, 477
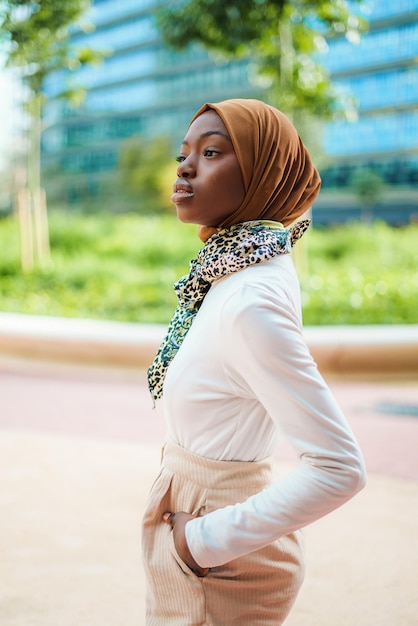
184, 110, 229, 139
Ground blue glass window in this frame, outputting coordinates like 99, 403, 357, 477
336, 68, 418, 111
90, 0, 156, 26
325, 23, 418, 73
70, 14, 157, 51
324, 110, 418, 156
357, 0, 418, 21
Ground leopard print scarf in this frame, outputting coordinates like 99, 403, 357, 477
147, 219, 310, 401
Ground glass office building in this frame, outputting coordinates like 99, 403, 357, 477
324, 0, 418, 167
41, 0, 263, 204
42, 0, 418, 221
317, 0, 418, 222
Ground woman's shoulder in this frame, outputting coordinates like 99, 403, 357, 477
212, 254, 299, 298
205, 255, 301, 325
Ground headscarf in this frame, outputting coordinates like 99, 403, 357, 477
188, 99, 321, 240
147, 99, 321, 401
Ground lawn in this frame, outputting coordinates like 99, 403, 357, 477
0, 211, 416, 325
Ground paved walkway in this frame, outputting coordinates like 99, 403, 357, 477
1, 357, 417, 625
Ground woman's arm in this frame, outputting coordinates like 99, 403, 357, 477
183, 282, 366, 568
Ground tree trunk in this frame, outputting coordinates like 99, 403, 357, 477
20, 93, 51, 269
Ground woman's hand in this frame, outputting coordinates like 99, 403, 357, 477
162, 511, 210, 578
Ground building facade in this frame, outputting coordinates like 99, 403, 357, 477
318, 0, 418, 223
42, 0, 418, 222
41, 0, 263, 205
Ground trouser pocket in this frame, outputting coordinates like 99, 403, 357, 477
142, 469, 206, 625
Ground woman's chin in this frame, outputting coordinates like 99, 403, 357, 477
175, 207, 198, 225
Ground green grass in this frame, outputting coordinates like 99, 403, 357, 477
299, 222, 418, 324
0, 211, 417, 325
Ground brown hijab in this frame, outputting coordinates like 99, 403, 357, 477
189, 99, 321, 241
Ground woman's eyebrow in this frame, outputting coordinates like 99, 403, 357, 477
181, 130, 231, 146
200, 130, 230, 140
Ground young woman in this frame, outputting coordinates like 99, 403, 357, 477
143, 98, 366, 625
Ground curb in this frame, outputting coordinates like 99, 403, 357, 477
0, 312, 417, 377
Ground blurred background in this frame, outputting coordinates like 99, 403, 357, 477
0, 0, 417, 326
1, 4, 418, 626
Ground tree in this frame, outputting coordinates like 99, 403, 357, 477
156, 0, 367, 120
117, 135, 177, 215
0, 0, 102, 269
351, 168, 384, 223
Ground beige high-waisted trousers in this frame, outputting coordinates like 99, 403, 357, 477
142, 441, 305, 626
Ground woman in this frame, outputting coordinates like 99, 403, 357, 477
143, 99, 366, 625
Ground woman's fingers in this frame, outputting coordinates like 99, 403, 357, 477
162, 511, 175, 525
162, 510, 209, 578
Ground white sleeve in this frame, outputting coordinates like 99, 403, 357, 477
185, 283, 367, 568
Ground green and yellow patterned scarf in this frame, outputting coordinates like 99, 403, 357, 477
147, 219, 310, 401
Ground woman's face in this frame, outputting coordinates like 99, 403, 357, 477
172, 110, 245, 226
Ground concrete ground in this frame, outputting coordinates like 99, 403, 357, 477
0, 357, 417, 625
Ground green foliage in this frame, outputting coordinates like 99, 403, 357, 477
0, 0, 101, 96
350, 169, 384, 207
117, 135, 177, 214
0, 0, 106, 216
299, 222, 418, 324
0, 212, 201, 323
156, 0, 367, 118
0, 212, 416, 325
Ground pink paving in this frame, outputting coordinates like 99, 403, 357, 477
1, 358, 417, 626
1, 361, 417, 480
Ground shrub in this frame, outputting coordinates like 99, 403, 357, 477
0, 212, 416, 325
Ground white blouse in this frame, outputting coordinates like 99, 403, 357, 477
163, 254, 366, 569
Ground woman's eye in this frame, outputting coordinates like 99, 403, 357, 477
204, 149, 219, 157
175, 155, 186, 163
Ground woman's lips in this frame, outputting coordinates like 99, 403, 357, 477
171, 189, 194, 203
171, 180, 194, 204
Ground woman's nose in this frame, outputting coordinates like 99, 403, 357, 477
177, 155, 195, 178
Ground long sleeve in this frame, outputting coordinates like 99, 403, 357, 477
185, 280, 367, 568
